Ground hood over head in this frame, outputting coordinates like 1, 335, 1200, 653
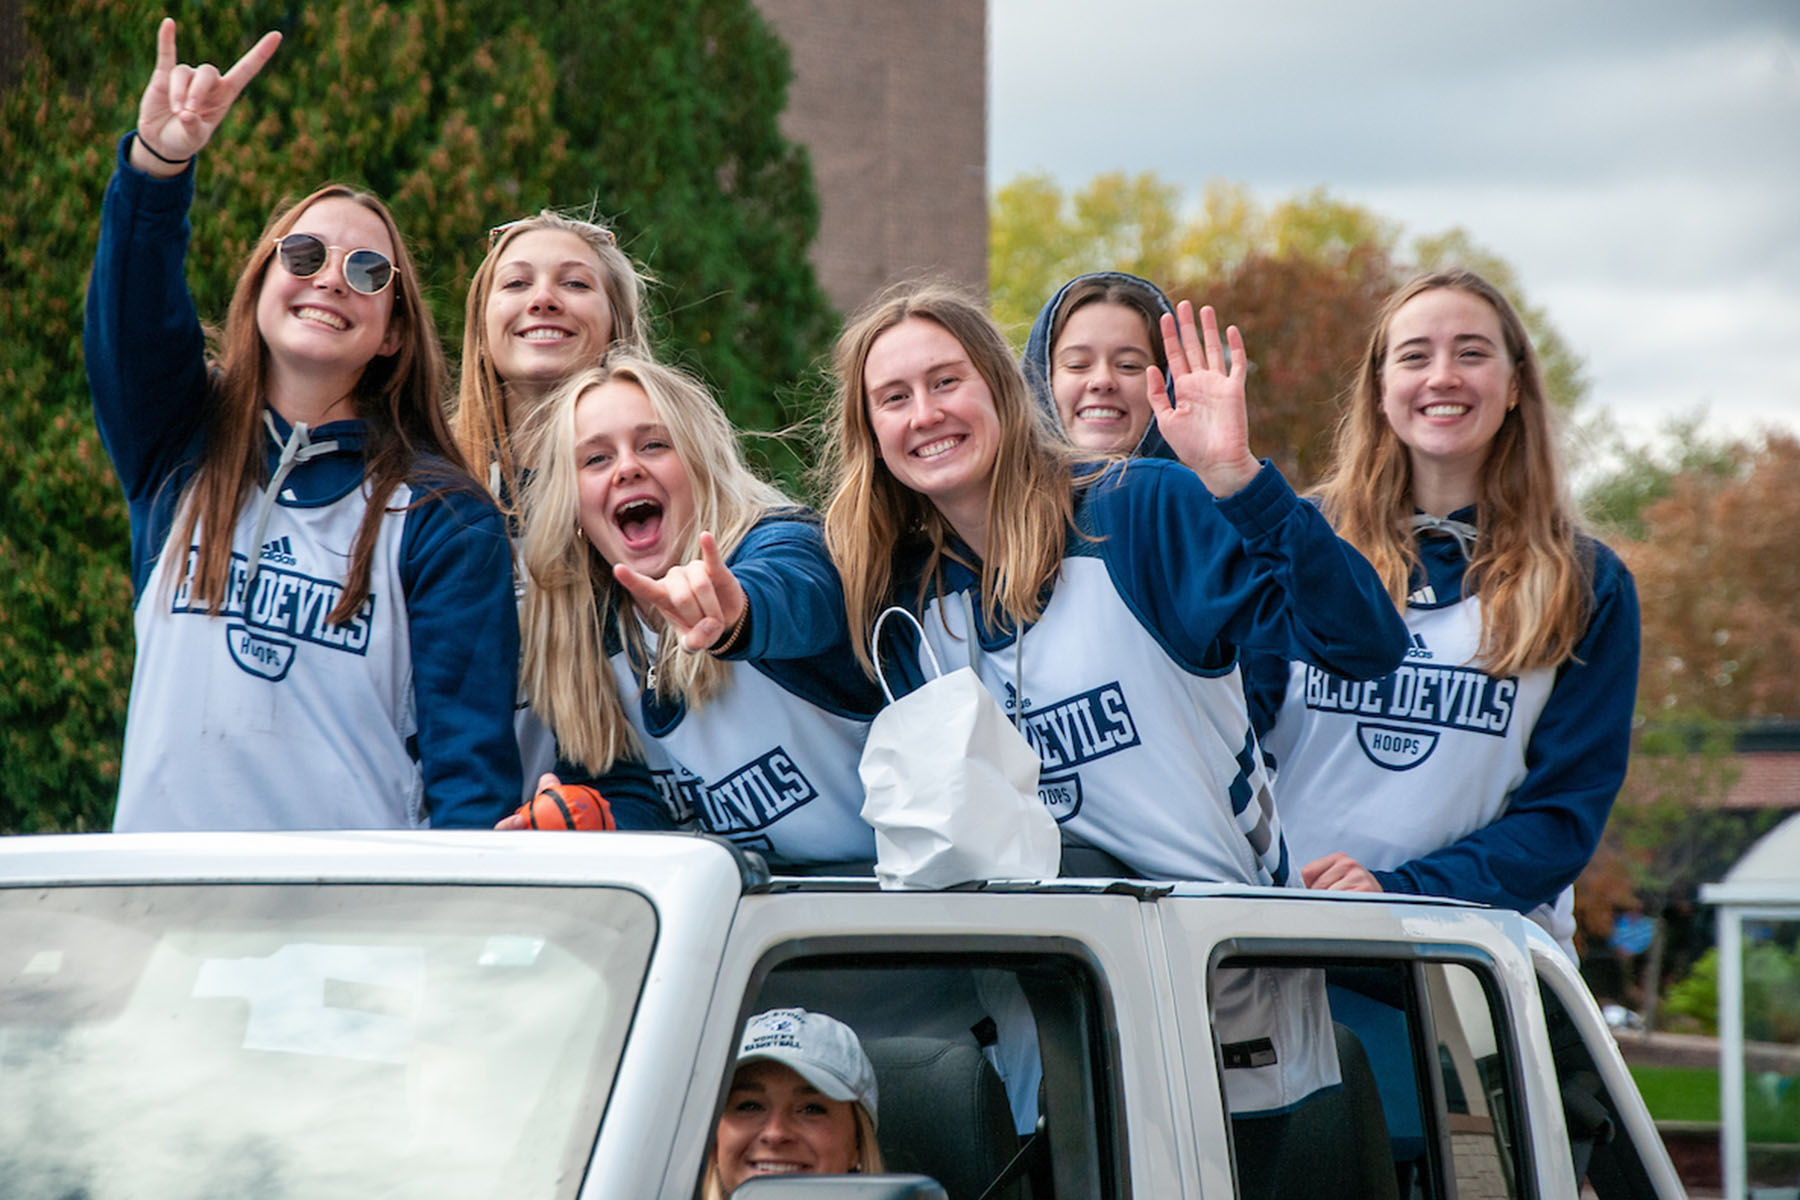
1023, 271, 1179, 461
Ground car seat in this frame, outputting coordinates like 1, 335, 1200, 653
864, 1036, 1030, 1200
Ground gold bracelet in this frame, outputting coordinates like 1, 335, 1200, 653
710, 601, 751, 656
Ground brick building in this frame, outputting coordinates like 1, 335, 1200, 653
1721, 722, 1800, 813
752, 0, 988, 315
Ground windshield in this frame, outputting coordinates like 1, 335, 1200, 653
0, 882, 656, 1198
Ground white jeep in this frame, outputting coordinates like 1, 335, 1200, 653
0, 832, 1685, 1199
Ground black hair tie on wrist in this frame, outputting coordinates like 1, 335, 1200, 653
135, 130, 192, 167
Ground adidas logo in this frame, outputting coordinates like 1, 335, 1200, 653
1404, 632, 1432, 660
259, 535, 297, 566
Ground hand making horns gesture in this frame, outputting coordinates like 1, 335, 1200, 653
614, 532, 749, 655
131, 17, 281, 173
1145, 300, 1263, 499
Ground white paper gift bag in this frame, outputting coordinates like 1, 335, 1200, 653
858, 606, 1058, 889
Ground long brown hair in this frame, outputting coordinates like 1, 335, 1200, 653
1313, 269, 1591, 675
517, 356, 790, 772
453, 210, 651, 508
169, 184, 459, 626
820, 281, 1080, 675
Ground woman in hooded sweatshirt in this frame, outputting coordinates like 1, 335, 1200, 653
1250, 269, 1639, 959
1248, 269, 1639, 1180
820, 281, 1412, 1130
499, 357, 883, 864
1022, 271, 1180, 460
87, 20, 520, 830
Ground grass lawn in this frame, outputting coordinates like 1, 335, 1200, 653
1631, 1065, 1800, 1143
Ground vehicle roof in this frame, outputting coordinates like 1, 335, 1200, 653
0, 830, 1492, 918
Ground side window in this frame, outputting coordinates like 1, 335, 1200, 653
1210, 956, 1532, 1200
709, 952, 1122, 1200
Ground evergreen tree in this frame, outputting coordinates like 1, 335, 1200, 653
0, 0, 833, 830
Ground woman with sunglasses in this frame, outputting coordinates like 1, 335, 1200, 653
86, 19, 522, 830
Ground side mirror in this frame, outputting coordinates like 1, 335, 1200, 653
730, 1175, 949, 1200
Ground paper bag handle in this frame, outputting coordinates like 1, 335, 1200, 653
870, 606, 946, 704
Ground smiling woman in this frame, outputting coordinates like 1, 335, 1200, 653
84, 19, 522, 831
511, 357, 885, 865
1023, 271, 1177, 459
1252, 269, 1642, 958
819, 279, 1417, 1122
703, 1009, 883, 1200
453, 211, 653, 509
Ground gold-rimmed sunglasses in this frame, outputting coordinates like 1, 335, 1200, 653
271, 233, 395, 296
487, 217, 618, 249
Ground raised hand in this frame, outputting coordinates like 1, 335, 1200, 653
613, 531, 748, 654
1145, 301, 1262, 498
1300, 852, 1385, 894
132, 17, 281, 172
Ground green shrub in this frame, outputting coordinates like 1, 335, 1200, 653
0, 0, 833, 831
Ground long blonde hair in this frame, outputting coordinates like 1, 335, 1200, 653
820, 281, 1080, 675
453, 210, 652, 509
1313, 269, 1592, 675
517, 356, 790, 772
701, 1103, 881, 1200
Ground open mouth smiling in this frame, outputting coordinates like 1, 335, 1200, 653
614, 497, 665, 550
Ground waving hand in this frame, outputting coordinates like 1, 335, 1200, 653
133, 17, 281, 172
1145, 301, 1262, 498
614, 532, 749, 654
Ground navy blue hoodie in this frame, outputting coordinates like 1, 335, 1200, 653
1023, 271, 1180, 461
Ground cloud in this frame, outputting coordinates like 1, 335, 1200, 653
990, 0, 1800, 443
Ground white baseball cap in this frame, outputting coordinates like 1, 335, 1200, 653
735, 1007, 879, 1126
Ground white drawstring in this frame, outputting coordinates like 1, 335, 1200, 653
239, 411, 341, 615
1411, 513, 1479, 560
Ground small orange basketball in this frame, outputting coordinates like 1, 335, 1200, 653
517, 785, 615, 831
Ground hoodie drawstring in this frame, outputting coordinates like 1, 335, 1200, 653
1411, 513, 1479, 561
240, 411, 341, 612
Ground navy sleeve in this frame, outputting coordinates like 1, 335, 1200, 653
399, 486, 525, 828
553, 753, 682, 831
722, 517, 848, 662
84, 135, 210, 592
721, 515, 884, 719
1240, 649, 1293, 746
1372, 545, 1641, 912
1093, 460, 1409, 680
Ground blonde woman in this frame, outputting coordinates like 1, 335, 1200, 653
453, 210, 652, 504
703, 1009, 883, 1199
449, 210, 654, 807
819, 281, 1408, 1119
1254, 269, 1641, 957
508, 357, 882, 859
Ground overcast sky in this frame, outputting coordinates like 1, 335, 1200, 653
989, 0, 1800, 445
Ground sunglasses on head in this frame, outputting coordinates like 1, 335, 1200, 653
487, 217, 617, 249
272, 233, 396, 296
